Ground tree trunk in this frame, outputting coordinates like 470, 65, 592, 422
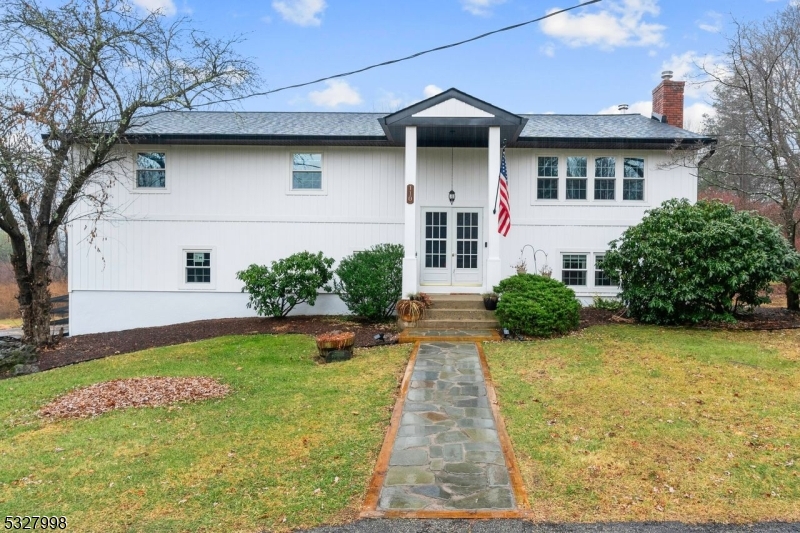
12, 248, 53, 346
787, 281, 799, 311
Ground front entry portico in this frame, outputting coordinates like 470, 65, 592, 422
379, 88, 529, 297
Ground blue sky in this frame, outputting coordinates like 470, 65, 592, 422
133, 0, 794, 131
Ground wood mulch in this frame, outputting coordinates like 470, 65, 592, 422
37, 316, 399, 372
38, 377, 230, 419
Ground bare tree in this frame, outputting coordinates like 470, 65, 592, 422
700, 4, 800, 310
0, 0, 258, 345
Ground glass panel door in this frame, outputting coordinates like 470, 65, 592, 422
420, 208, 482, 287
452, 210, 482, 285
424, 211, 447, 269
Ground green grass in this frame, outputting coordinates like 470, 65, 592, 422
0, 335, 410, 532
486, 325, 800, 523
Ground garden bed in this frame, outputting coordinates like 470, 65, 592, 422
36, 316, 398, 373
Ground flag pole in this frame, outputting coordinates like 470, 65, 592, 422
492, 139, 507, 214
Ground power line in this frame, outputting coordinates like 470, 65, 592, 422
209, 0, 602, 104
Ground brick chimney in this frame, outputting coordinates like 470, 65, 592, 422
652, 70, 685, 128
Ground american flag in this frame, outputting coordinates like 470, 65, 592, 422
497, 148, 511, 236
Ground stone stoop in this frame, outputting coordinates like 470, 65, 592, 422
398, 295, 501, 343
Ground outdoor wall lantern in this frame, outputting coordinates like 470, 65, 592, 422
448, 189, 456, 205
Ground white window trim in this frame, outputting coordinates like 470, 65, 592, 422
621, 155, 647, 203
530, 152, 647, 205
557, 250, 619, 293
286, 151, 328, 196
534, 154, 560, 202
178, 246, 216, 290
132, 149, 171, 194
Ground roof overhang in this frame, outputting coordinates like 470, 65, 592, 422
512, 136, 716, 150
378, 88, 528, 147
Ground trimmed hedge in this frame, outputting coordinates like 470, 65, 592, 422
494, 274, 580, 337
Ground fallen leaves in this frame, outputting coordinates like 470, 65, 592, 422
38, 377, 230, 419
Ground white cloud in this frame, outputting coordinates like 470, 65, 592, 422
696, 11, 723, 33
308, 80, 362, 108
423, 85, 444, 99
272, 0, 326, 26
539, 0, 665, 50
540, 42, 556, 57
683, 102, 715, 133
461, 0, 506, 16
131, 0, 176, 16
375, 91, 405, 112
660, 51, 726, 99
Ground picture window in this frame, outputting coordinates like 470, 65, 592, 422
136, 152, 166, 188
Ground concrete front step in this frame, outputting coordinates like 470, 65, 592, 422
424, 308, 497, 320
415, 318, 499, 329
428, 294, 485, 310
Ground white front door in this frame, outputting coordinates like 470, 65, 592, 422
420, 208, 483, 287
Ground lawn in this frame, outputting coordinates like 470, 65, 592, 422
485, 325, 800, 523
0, 334, 411, 532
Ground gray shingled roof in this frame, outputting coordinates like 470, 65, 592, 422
127, 111, 387, 137
124, 110, 709, 141
518, 113, 708, 140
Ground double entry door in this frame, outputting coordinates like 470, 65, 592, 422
420, 208, 483, 286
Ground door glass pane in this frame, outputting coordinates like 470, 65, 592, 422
455, 211, 479, 270
424, 211, 448, 269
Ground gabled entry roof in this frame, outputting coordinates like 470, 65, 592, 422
378, 88, 528, 147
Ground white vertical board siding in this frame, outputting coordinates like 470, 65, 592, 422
70, 145, 406, 333
416, 148, 488, 208
499, 149, 697, 300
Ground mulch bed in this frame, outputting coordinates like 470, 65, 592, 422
36, 316, 398, 372
38, 377, 230, 419
19, 304, 800, 376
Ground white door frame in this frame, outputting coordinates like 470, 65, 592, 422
419, 207, 483, 290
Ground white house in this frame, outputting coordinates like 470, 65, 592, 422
68, 75, 712, 335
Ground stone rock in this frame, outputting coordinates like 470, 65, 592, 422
13, 364, 40, 376
389, 449, 428, 466
451, 487, 514, 509
385, 467, 435, 486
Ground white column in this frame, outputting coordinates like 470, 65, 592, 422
402, 126, 418, 297
486, 126, 502, 292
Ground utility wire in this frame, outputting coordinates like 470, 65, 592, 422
207, 0, 602, 104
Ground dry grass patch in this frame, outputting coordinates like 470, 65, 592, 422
485, 326, 800, 523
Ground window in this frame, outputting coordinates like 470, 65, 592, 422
594, 254, 614, 286
562, 254, 587, 286
566, 156, 587, 200
292, 153, 322, 190
594, 156, 616, 200
136, 152, 166, 188
185, 251, 211, 283
537, 156, 558, 199
623, 157, 645, 200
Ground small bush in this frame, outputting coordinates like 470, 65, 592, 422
494, 273, 580, 337
236, 251, 334, 318
591, 295, 625, 311
334, 244, 403, 321
602, 199, 800, 324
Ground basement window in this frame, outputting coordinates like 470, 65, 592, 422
185, 251, 211, 283
562, 254, 587, 286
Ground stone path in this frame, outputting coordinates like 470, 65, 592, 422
377, 342, 515, 511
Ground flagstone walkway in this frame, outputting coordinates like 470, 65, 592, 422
377, 342, 516, 511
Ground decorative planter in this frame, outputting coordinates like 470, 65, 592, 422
483, 297, 498, 311
315, 331, 355, 363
